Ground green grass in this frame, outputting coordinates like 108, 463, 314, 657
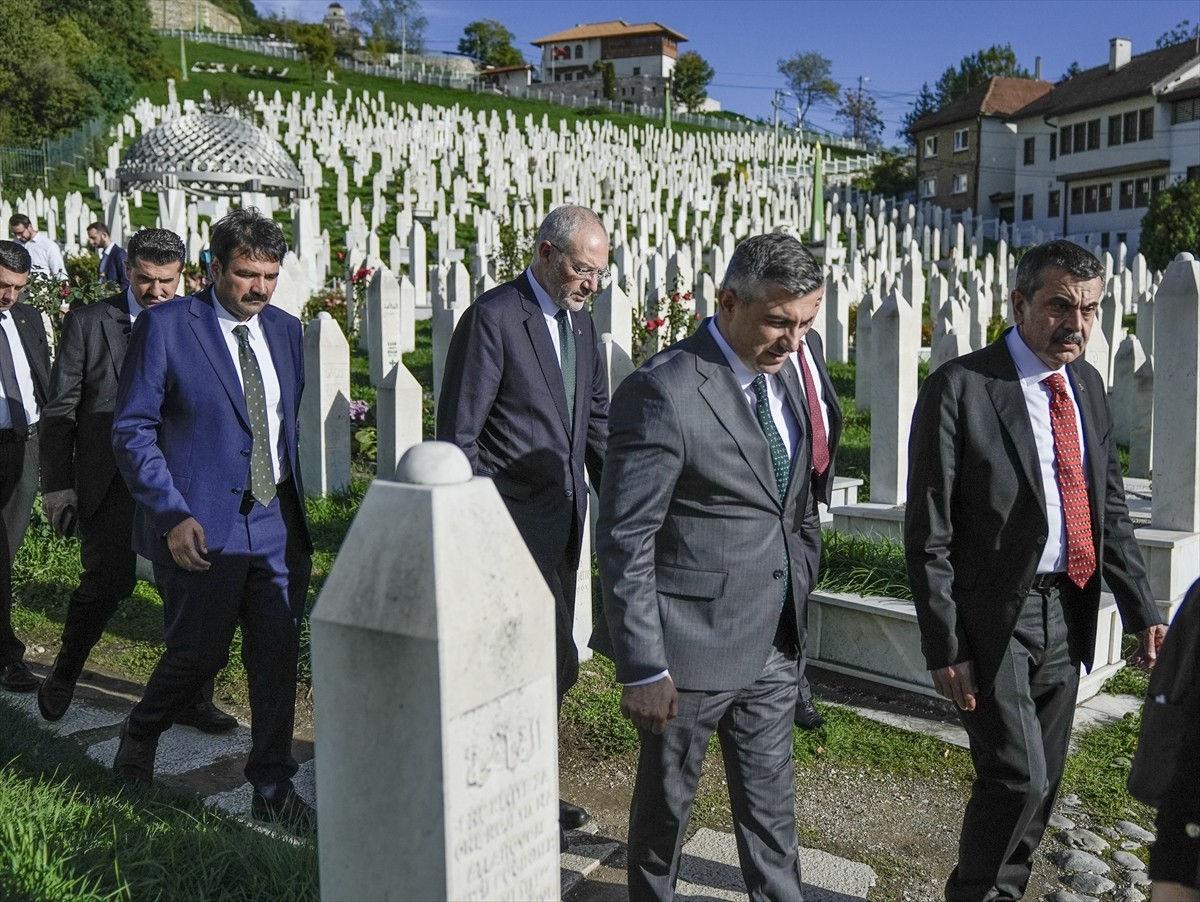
1060, 711, 1153, 826
818, 531, 911, 599
0, 701, 317, 901
826, 362, 870, 499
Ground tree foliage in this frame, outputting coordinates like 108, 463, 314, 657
356, 0, 426, 53
594, 61, 616, 102
1156, 19, 1200, 48
1139, 179, 1200, 271
898, 45, 1029, 145
673, 51, 715, 114
0, 0, 167, 145
835, 86, 884, 149
777, 52, 839, 125
851, 149, 916, 200
897, 82, 937, 143
293, 23, 336, 82
458, 19, 524, 67
1059, 61, 1082, 82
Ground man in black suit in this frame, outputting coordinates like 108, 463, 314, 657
791, 333, 843, 730
87, 222, 129, 293
0, 240, 51, 692
905, 240, 1167, 900
38, 229, 235, 732
436, 204, 609, 837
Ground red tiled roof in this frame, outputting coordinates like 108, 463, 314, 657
533, 20, 687, 45
913, 77, 1053, 132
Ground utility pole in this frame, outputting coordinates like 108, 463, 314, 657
773, 89, 791, 181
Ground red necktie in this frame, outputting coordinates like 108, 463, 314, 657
797, 346, 830, 477
1042, 373, 1096, 588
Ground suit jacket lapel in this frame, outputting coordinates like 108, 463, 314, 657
692, 326, 781, 505
12, 304, 48, 402
189, 288, 251, 431
1068, 363, 1106, 541
101, 294, 131, 375
516, 274, 572, 435
262, 309, 298, 452
984, 340, 1047, 514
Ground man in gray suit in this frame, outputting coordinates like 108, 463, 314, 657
595, 232, 826, 901
905, 240, 1165, 900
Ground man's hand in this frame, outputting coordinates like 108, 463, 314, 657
931, 660, 978, 711
621, 676, 678, 734
167, 517, 210, 571
1131, 624, 1168, 669
42, 488, 78, 537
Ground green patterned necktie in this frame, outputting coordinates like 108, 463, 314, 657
233, 325, 276, 506
752, 374, 790, 502
557, 309, 576, 429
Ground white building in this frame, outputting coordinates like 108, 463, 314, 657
531, 20, 686, 85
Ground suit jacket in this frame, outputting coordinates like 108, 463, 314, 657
40, 293, 131, 518
112, 286, 311, 565
594, 321, 822, 692
6, 301, 51, 417
801, 330, 844, 506
904, 329, 1161, 693
100, 246, 128, 292
435, 271, 608, 573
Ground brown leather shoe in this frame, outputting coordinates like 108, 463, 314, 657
252, 785, 317, 836
0, 660, 39, 693
113, 718, 157, 786
38, 654, 82, 721
173, 700, 238, 733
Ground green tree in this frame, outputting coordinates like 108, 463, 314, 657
933, 44, 1028, 107
1156, 19, 1200, 47
835, 86, 884, 149
1138, 179, 1200, 271
777, 51, 839, 125
673, 51, 715, 113
594, 61, 616, 102
458, 19, 524, 67
293, 23, 336, 83
1059, 61, 1082, 82
356, 0, 426, 53
898, 81, 937, 143
852, 149, 915, 200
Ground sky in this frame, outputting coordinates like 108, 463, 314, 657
252, 0, 1200, 140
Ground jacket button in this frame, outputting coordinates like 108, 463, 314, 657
563, 489, 573, 498
231, 488, 241, 494
773, 569, 785, 579
1186, 822, 1200, 839
241, 449, 250, 456
1036, 536, 1046, 545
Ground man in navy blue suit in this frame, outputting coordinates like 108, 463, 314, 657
111, 208, 314, 834
87, 222, 129, 293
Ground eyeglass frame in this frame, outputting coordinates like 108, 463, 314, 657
548, 241, 611, 285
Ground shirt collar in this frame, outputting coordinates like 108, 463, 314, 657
526, 267, 564, 319
125, 287, 141, 319
212, 293, 261, 338
707, 317, 759, 389
1006, 326, 1065, 388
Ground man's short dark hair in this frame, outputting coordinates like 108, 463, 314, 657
127, 229, 185, 269
87, 221, 110, 237
8, 214, 30, 229
0, 240, 32, 274
209, 207, 287, 267
722, 232, 822, 304
1014, 240, 1104, 301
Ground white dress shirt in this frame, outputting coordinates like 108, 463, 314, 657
22, 233, 66, 279
526, 267, 571, 363
708, 318, 801, 459
0, 311, 39, 429
1005, 327, 1087, 574
792, 337, 831, 440
211, 300, 288, 484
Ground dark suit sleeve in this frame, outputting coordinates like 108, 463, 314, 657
112, 311, 192, 537
39, 308, 86, 493
435, 303, 502, 473
904, 366, 971, 671
596, 368, 682, 684
584, 322, 608, 489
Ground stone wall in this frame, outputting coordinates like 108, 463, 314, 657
150, 0, 242, 34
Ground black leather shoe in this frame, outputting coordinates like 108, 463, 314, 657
113, 718, 157, 786
38, 654, 82, 721
252, 785, 317, 836
173, 700, 238, 733
794, 698, 826, 730
0, 660, 39, 693
559, 799, 591, 830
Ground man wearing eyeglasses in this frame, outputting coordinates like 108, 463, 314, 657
437, 204, 610, 847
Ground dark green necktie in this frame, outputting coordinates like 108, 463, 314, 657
0, 315, 27, 432
233, 325, 276, 506
752, 374, 790, 502
557, 309, 576, 429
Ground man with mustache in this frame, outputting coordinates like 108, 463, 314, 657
905, 239, 1166, 900
110, 209, 314, 836
38, 228, 236, 732
437, 204, 609, 848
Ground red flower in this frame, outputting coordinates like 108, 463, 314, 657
336, 251, 346, 261
58, 282, 71, 299
693, 313, 703, 320
683, 292, 693, 301
351, 267, 373, 284
645, 320, 658, 332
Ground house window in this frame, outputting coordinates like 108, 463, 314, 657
1023, 137, 1035, 165
1049, 132, 1057, 160
1100, 232, 1111, 250
1073, 122, 1086, 152
952, 173, 968, 194
1084, 185, 1098, 213
574, 44, 583, 59
1060, 126, 1072, 155
1086, 119, 1100, 150
1173, 97, 1200, 124
554, 73, 562, 82
1189, 165, 1200, 182
921, 177, 936, 198
1021, 194, 1034, 220
1116, 232, 1128, 246
1123, 110, 1138, 142
1119, 180, 1135, 209
1139, 108, 1154, 140
1048, 190, 1061, 217
1108, 114, 1123, 146
954, 128, 969, 151
632, 66, 641, 76
925, 135, 938, 157
1070, 187, 1084, 215
1099, 183, 1113, 212
1135, 177, 1150, 207
1151, 174, 1166, 197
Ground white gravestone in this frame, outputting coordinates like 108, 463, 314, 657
366, 266, 402, 388
870, 290, 919, 505
375, 362, 425, 481
300, 313, 351, 496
